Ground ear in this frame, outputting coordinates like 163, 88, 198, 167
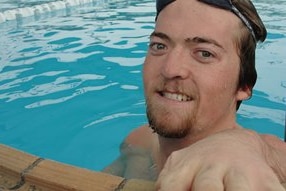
236, 86, 252, 101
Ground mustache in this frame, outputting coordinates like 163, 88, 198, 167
156, 78, 192, 96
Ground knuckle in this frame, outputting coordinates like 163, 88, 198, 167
192, 177, 222, 191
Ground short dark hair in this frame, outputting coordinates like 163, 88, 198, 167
233, 0, 267, 110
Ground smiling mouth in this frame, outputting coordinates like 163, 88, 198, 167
161, 92, 192, 102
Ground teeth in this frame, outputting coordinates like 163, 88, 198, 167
163, 92, 191, 102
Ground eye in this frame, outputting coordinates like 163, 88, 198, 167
199, 50, 213, 58
193, 49, 217, 64
149, 42, 167, 51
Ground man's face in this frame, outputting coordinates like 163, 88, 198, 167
144, 0, 251, 139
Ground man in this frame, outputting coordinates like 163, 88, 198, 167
104, 0, 286, 190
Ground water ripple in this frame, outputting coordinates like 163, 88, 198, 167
25, 82, 118, 108
0, 73, 105, 102
83, 112, 145, 128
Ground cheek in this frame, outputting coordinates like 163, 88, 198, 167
218, 59, 240, 88
225, 67, 240, 91
143, 60, 157, 93
200, 66, 240, 98
143, 55, 162, 82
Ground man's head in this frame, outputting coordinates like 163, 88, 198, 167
143, 0, 267, 139
156, 0, 267, 109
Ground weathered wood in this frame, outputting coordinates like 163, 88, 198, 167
26, 160, 124, 191
0, 144, 155, 191
0, 143, 38, 173
0, 144, 39, 189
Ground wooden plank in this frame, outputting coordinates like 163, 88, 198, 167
0, 170, 19, 190
0, 144, 155, 190
0, 144, 39, 189
25, 159, 124, 191
0, 144, 38, 174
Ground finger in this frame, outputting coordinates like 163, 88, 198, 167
266, 184, 286, 191
224, 167, 285, 191
156, 154, 200, 191
156, 165, 194, 191
224, 168, 251, 191
191, 165, 224, 191
281, 183, 286, 189
257, 173, 286, 191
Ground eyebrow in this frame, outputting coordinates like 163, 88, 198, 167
186, 37, 224, 49
150, 31, 171, 41
150, 31, 224, 50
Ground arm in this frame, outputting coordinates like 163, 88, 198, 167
261, 134, 286, 184
156, 129, 286, 191
101, 142, 126, 177
103, 125, 157, 180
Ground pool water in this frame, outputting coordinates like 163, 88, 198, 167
0, 0, 285, 171
0, 0, 58, 12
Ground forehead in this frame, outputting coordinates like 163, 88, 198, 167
155, 0, 241, 49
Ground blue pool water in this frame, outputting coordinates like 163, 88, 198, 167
0, 0, 57, 12
0, 0, 285, 171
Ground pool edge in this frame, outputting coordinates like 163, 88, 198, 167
0, 143, 155, 191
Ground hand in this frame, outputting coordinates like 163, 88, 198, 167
156, 129, 285, 191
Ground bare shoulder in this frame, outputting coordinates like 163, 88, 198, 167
103, 125, 158, 180
261, 134, 286, 153
125, 124, 155, 150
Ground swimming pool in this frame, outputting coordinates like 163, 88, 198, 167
0, 0, 285, 172
0, 0, 58, 12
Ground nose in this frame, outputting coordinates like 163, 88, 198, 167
160, 47, 190, 80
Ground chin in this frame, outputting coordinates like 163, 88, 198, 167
146, 98, 197, 138
152, 126, 190, 139
147, 114, 191, 139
